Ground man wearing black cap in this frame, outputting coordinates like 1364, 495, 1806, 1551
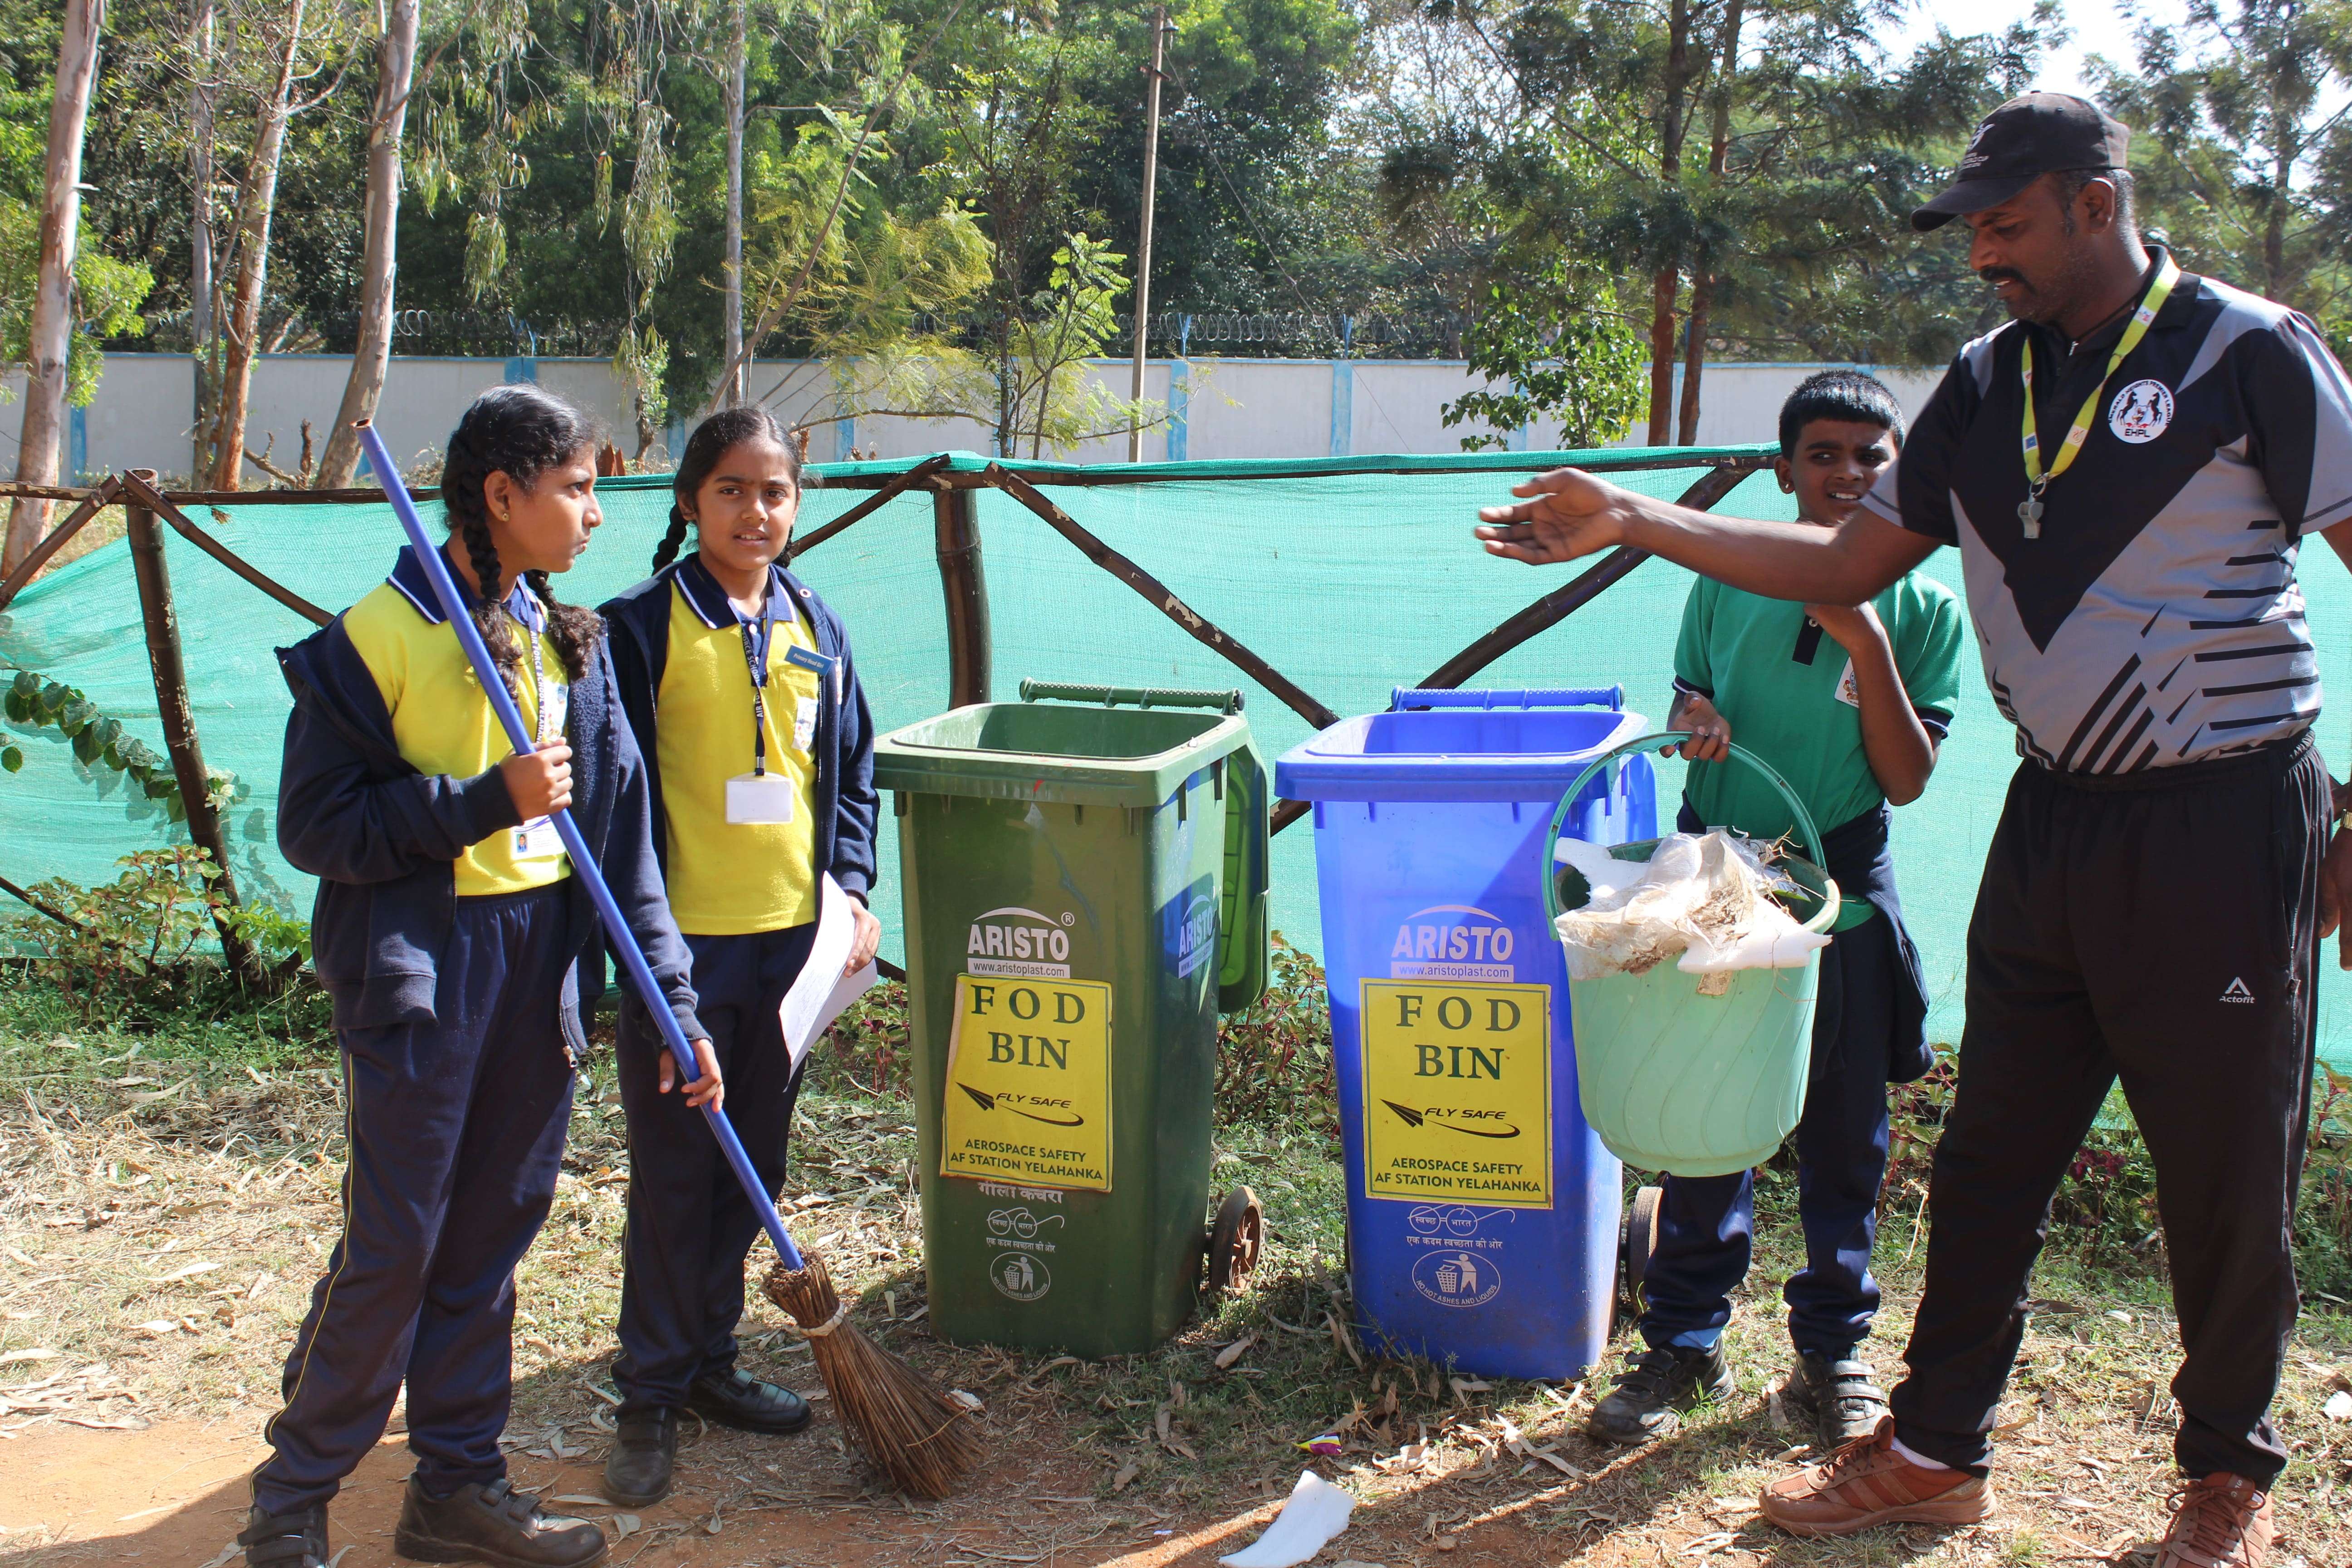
1475, 92, 2352, 1568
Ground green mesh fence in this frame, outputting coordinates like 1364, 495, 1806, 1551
4, 448, 2349, 1069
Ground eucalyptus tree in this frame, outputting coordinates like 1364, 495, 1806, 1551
4, 0, 103, 573
2093, 0, 2352, 329
1379, 0, 2051, 444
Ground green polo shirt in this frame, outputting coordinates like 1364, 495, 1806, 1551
1672, 570, 1965, 848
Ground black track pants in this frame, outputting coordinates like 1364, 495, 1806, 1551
1888, 736, 2325, 1481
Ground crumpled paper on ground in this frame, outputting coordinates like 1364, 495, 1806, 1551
1217, 1470, 1356, 1567
1553, 830, 1828, 984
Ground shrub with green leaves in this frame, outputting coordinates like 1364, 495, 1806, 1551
7, 847, 230, 1022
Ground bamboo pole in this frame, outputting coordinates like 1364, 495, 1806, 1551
118, 471, 332, 625
1267, 456, 1767, 838
932, 487, 991, 709
787, 453, 951, 564
123, 475, 264, 981
0, 475, 122, 614
985, 463, 1341, 730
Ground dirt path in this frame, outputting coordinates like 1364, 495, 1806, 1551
0, 1410, 1589, 1568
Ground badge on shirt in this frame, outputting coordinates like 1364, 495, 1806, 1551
538, 680, 569, 739
790, 696, 818, 752
1834, 659, 1861, 708
726, 771, 797, 824
512, 816, 564, 860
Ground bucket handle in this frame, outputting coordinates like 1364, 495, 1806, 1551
1019, 679, 1243, 714
1541, 731, 1838, 932
1390, 685, 1623, 711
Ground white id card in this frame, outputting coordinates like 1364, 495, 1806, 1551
726, 771, 797, 824
790, 696, 818, 752
538, 680, 569, 738
1833, 659, 1861, 708
512, 816, 564, 859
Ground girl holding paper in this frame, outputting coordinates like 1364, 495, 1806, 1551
598, 406, 882, 1506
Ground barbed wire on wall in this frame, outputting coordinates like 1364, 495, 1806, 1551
127, 308, 1474, 362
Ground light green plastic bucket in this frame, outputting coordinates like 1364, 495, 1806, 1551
1542, 733, 1841, 1178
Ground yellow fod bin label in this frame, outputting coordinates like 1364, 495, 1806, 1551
941, 974, 1114, 1192
1360, 979, 1552, 1208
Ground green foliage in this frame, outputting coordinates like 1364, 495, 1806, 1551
1444, 266, 1646, 450
2, 669, 243, 825
0, 194, 154, 406
2092, 0, 2352, 339
1213, 933, 1337, 1139
991, 230, 1158, 457
7, 847, 226, 1023
1878, 1049, 2352, 1299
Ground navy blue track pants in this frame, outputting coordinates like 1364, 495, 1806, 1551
256, 885, 579, 1514
613, 922, 816, 1413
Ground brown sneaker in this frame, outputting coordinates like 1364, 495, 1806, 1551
1759, 1418, 1995, 1537
2152, 1474, 2274, 1568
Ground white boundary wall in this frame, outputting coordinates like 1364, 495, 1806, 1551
5, 353, 1950, 480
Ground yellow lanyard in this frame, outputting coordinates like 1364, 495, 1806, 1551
2016, 254, 2180, 539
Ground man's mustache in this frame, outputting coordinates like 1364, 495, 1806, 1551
1979, 267, 2027, 288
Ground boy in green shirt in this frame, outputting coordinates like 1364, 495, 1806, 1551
1586, 370, 1966, 1451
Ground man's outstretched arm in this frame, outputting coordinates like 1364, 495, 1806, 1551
1474, 467, 1939, 606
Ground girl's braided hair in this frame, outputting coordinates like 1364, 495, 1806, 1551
650, 405, 810, 571
441, 384, 606, 688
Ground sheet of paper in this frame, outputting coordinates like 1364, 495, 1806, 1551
780, 872, 879, 1068
1216, 1470, 1355, 1568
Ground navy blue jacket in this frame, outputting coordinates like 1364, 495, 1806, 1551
276, 547, 704, 1043
598, 557, 879, 907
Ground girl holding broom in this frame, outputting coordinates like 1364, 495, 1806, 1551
242, 384, 719, 1568
596, 405, 882, 1506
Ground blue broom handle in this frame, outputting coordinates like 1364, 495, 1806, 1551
355, 425, 804, 1270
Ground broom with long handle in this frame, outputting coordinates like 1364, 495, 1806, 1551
353, 424, 982, 1499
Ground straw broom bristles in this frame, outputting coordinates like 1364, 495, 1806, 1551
763, 1249, 985, 1499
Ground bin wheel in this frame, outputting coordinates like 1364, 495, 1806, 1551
1620, 1184, 1663, 1321
1206, 1186, 1264, 1295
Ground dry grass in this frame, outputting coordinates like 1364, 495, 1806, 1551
3, 1010, 2350, 1567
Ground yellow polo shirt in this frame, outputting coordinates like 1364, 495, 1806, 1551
343, 579, 571, 898
655, 577, 822, 934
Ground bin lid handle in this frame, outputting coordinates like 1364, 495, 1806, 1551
1390, 686, 1624, 712
1019, 678, 1244, 715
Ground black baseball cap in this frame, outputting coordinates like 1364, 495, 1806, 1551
1911, 92, 2132, 231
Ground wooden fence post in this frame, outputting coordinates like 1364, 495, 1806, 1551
934, 484, 990, 709
123, 472, 263, 981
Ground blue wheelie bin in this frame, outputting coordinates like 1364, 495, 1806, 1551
1274, 688, 1656, 1381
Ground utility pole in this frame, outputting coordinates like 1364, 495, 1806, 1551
721, 0, 748, 407
1126, 5, 1170, 463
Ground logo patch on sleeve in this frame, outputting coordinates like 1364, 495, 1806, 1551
2108, 379, 2174, 444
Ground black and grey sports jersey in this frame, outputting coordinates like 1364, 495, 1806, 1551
1860, 254, 2352, 771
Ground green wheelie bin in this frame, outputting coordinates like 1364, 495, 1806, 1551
873, 681, 1271, 1357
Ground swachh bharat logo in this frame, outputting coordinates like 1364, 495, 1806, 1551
1412, 1249, 1504, 1309
1388, 904, 1517, 982
967, 905, 1074, 978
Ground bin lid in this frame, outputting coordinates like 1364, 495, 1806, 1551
874, 700, 1255, 807
1274, 701, 1647, 804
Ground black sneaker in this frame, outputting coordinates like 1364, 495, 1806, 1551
392, 1476, 607, 1568
685, 1367, 813, 1435
1784, 1350, 1890, 1449
237, 1499, 327, 1567
1583, 1343, 1736, 1445
602, 1407, 677, 1507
